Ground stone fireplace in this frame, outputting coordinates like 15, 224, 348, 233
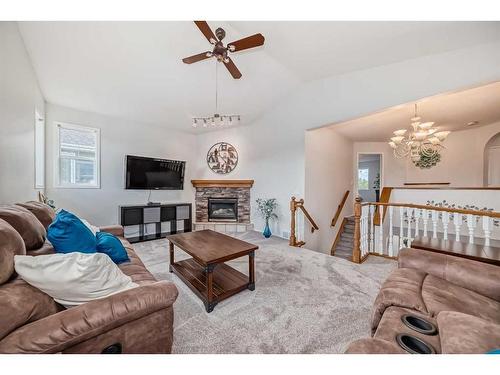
191, 180, 254, 232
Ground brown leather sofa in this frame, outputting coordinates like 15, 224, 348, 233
0, 201, 178, 354
346, 248, 500, 354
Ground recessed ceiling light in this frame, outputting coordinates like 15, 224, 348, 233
467, 121, 479, 126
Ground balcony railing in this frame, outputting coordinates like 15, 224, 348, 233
352, 197, 500, 264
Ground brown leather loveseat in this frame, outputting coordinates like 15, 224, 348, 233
346, 248, 500, 353
0, 201, 178, 354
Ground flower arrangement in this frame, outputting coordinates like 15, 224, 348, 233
256, 198, 278, 238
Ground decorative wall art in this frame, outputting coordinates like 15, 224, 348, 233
413, 150, 441, 169
207, 142, 238, 174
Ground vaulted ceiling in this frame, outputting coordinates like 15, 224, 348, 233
18, 21, 500, 132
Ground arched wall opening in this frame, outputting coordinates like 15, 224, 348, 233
484, 132, 500, 186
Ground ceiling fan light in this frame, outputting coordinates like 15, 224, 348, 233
393, 129, 407, 136
434, 131, 451, 141
391, 136, 404, 145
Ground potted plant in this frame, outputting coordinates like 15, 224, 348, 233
256, 198, 278, 238
373, 173, 380, 202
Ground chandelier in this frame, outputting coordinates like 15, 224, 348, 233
192, 63, 241, 129
388, 103, 450, 162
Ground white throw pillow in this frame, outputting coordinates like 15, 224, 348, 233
14, 252, 137, 308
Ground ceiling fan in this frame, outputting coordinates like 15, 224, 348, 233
182, 21, 265, 79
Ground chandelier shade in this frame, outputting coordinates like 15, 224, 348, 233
388, 103, 450, 164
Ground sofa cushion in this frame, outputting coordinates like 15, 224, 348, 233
14, 252, 138, 308
438, 311, 500, 354
47, 210, 96, 254
345, 338, 407, 354
96, 232, 129, 264
0, 205, 46, 251
117, 237, 156, 285
0, 219, 26, 285
422, 274, 500, 324
371, 268, 428, 334
0, 278, 60, 341
16, 202, 55, 229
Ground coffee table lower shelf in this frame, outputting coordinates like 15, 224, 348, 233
170, 258, 251, 312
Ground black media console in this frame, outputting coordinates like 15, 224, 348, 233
120, 203, 192, 243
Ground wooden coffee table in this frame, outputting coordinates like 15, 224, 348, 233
167, 230, 258, 312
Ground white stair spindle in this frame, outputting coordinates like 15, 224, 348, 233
422, 209, 428, 237
406, 207, 413, 242
454, 213, 462, 242
369, 205, 375, 253
414, 209, 420, 238
378, 205, 384, 255
431, 210, 438, 239
388, 206, 394, 257
467, 214, 476, 244
442, 211, 450, 241
483, 216, 491, 247
399, 206, 404, 250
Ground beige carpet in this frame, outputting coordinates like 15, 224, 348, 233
133, 231, 396, 353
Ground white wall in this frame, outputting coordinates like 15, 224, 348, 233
304, 128, 353, 253
194, 41, 500, 239
0, 22, 45, 204
45, 104, 196, 226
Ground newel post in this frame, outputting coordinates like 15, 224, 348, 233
352, 196, 362, 263
289, 196, 297, 246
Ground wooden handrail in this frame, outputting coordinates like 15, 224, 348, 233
299, 205, 319, 232
361, 201, 500, 219
289, 196, 319, 247
373, 187, 393, 226
331, 190, 350, 227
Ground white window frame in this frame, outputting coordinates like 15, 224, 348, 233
54, 121, 101, 189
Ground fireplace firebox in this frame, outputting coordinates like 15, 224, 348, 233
208, 198, 238, 222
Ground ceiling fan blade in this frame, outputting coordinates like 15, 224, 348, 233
223, 57, 242, 79
194, 21, 217, 44
227, 33, 265, 52
182, 51, 212, 64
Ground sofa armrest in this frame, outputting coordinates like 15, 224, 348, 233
0, 281, 178, 353
99, 225, 124, 237
398, 248, 500, 301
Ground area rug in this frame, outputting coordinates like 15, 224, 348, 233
133, 231, 396, 353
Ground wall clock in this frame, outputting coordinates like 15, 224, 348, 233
207, 142, 238, 174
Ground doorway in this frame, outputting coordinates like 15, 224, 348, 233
356, 153, 382, 202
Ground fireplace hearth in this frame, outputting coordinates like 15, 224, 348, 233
208, 198, 238, 222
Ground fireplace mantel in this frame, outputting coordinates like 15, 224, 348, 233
191, 180, 254, 188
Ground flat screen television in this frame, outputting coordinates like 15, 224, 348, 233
125, 155, 185, 190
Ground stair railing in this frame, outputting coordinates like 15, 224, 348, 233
331, 190, 350, 227
289, 196, 319, 247
352, 199, 500, 263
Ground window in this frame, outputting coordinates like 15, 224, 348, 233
55, 122, 100, 188
358, 168, 369, 190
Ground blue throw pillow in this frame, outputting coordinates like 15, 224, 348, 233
96, 232, 129, 264
47, 209, 97, 254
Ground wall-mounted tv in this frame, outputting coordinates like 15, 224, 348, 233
125, 155, 185, 190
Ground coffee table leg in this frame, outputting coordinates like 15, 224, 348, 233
248, 251, 255, 291
205, 264, 217, 313
169, 241, 174, 273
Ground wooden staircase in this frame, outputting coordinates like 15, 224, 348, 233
331, 216, 355, 261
